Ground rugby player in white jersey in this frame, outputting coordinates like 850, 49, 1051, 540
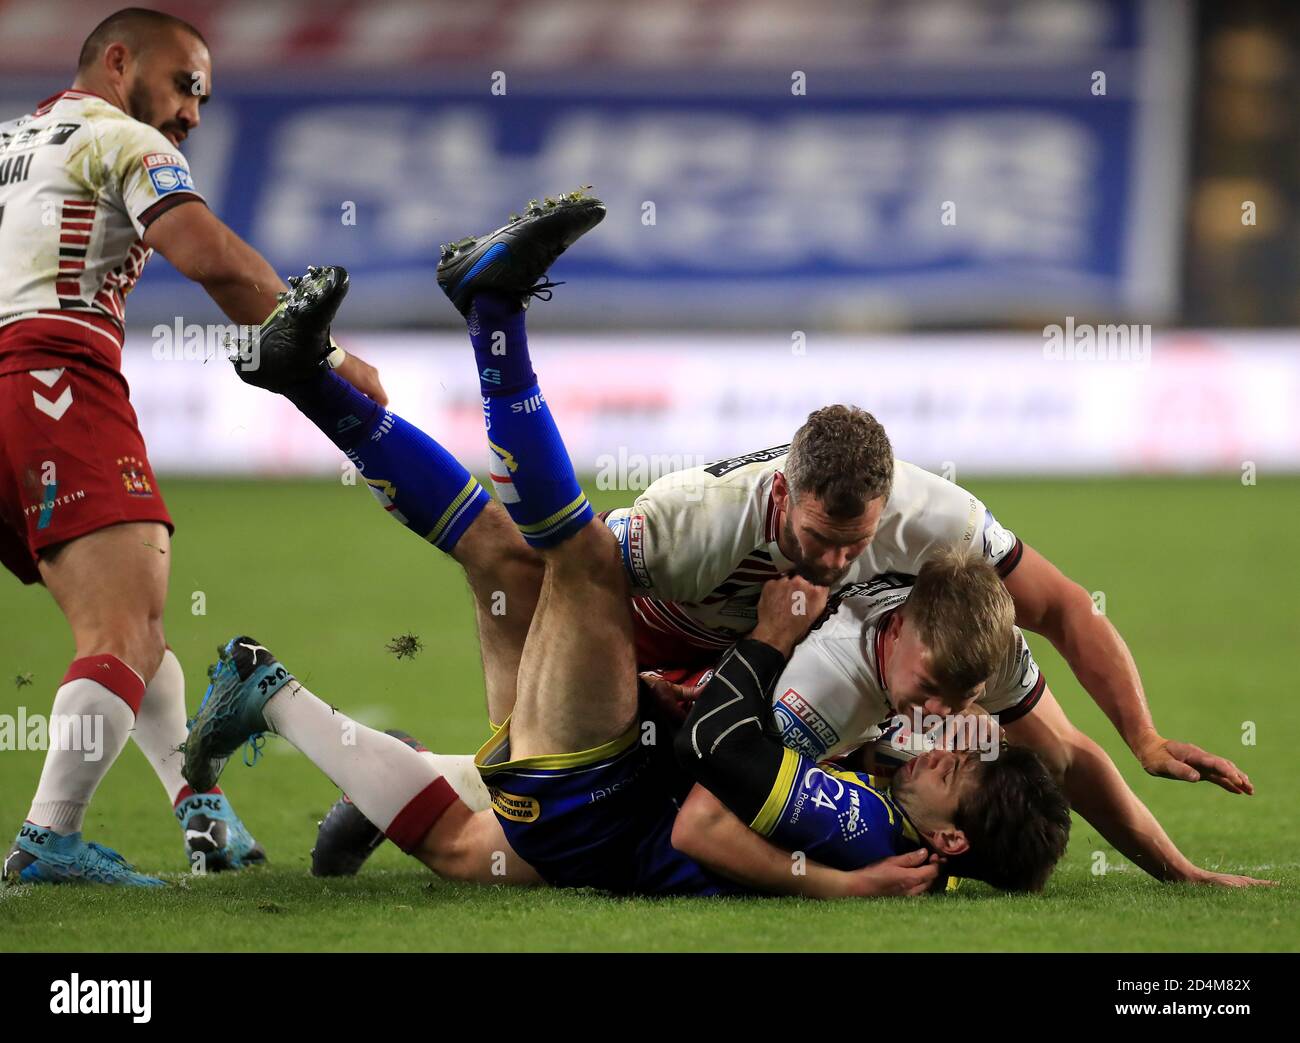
646, 565, 1272, 888
609, 411, 1245, 791
181, 241, 1070, 899
207, 180, 1261, 889
0, 8, 385, 885
610, 409, 1270, 887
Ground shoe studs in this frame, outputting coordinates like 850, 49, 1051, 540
439, 236, 478, 262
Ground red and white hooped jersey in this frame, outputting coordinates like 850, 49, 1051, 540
604, 449, 1025, 655
0, 89, 204, 375
772, 574, 1046, 761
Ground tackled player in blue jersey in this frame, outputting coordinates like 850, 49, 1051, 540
185, 192, 1071, 899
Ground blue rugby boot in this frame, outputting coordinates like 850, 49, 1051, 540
182, 636, 296, 795
175, 789, 267, 872
436, 187, 606, 317
3, 823, 165, 887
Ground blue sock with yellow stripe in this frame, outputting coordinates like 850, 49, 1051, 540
469, 293, 591, 548
284, 371, 488, 553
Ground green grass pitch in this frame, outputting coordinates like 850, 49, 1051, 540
1, 476, 1297, 952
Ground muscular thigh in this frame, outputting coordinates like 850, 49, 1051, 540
454, 502, 544, 728
510, 523, 638, 759
39, 521, 171, 675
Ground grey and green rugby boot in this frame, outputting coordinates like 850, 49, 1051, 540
436, 188, 606, 317
3, 823, 165, 887
310, 729, 428, 877
231, 265, 349, 392
175, 790, 267, 872
182, 637, 296, 795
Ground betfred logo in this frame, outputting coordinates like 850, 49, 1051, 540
773, 688, 840, 756
626, 513, 651, 587
141, 153, 194, 195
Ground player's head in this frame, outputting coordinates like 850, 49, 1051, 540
773, 405, 893, 586
882, 549, 1015, 718
890, 745, 1071, 892
75, 7, 210, 147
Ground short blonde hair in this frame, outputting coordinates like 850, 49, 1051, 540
904, 547, 1016, 694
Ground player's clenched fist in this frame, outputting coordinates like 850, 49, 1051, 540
751, 575, 829, 657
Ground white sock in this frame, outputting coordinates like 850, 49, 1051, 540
422, 752, 490, 811
131, 648, 190, 803
27, 662, 142, 834
265, 681, 458, 850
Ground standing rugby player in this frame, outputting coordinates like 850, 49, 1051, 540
0, 8, 385, 885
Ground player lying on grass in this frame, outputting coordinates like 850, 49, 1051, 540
223, 190, 1269, 889
183, 215, 1071, 895
642, 568, 1274, 889
205, 180, 1268, 884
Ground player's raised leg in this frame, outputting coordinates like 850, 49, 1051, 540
232, 269, 542, 728
436, 190, 638, 757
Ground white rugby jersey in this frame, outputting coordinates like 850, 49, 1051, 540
771, 574, 1046, 761
605, 447, 1024, 654
0, 89, 203, 367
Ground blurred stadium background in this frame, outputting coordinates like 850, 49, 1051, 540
2, 0, 1299, 952
1, 0, 1296, 481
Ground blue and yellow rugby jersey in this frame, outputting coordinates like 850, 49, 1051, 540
750, 746, 921, 869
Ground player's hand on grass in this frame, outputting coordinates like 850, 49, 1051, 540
333, 349, 389, 406
1135, 734, 1254, 795
1183, 867, 1276, 888
752, 575, 829, 657
843, 849, 942, 898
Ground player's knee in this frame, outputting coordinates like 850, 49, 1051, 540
412, 803, 489, 882
454, 500, 529, 566
476, 540, 543, 601
73, 619, 166, 681
548, 522, 625, 588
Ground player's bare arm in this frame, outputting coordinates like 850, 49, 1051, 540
671, 784, 939, 898
141, 204, 386, 405
1003, 689, 1272, 888
74, 20, 386, 405
672, 575, 941, 898
667, 576, 942, 897
1004, 543, 1252, 792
